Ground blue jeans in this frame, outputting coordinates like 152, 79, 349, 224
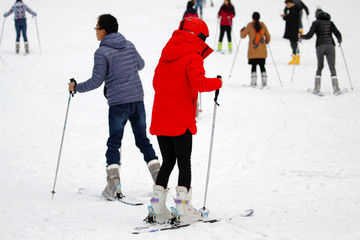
106, 101, 157, 166
15, 19, 28, 42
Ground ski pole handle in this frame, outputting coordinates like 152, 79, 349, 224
215, 75, 221, 106
69, 78, 77, 97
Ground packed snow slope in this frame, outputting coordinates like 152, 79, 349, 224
0, 0, 359, 239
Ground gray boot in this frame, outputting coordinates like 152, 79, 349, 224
147, 159, 160, 183
146, 185, 172, 223
331, 76, 341, 95
24, 42, 29, 54
314, 75, 321, 93
172, 186, 203, 224
250, 72, 257, 87
261, 72, 267, 88
16, 42, 20, 54
102, 164, 124, 200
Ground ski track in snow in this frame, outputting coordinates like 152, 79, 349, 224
1, 0, 360, 239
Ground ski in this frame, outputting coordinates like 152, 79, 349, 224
334, 88, 348, 96
307, 88, 348, 96
242, 84, 269, 89
77, 188, 144, 206
307, 88, 324, 97
132, 219, 219, 234
118, 198, 143, 206
133, 209, 254, 234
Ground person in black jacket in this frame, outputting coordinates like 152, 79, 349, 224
281, 0, 301, 65
183, 1, 198, 19
284, 0, 309, 32
299, 8, 342, 94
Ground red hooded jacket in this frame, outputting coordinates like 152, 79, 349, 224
150, 30, 222, 137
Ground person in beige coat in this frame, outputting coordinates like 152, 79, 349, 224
241, 12, 271, 87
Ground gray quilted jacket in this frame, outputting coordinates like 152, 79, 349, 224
76, 32, 145, 106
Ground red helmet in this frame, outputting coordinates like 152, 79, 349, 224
179, 17, 209, 42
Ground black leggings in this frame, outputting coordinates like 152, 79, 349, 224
251, 64, 266, 73
290, 40, 299, 55
156, 130, 192, 190
219, 25, 232, 42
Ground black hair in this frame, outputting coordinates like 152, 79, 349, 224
98, 14, 118, 34
252, 12, 261, 32
187, 1, 194, 9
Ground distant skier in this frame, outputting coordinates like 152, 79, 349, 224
284, 0, 309, 33
281, 0, 301, 65
183, 1, 198, 19
68, 14, 159, 201
299, 8, 343, 95
195, 0, 203, 19
146, 17, 222, 224
241, 12, 271, 87
217, 0, 235, 52
3, 0, 37, 54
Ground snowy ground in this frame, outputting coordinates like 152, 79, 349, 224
1, 0, 360, 239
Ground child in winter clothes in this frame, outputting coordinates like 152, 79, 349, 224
68, 14, 159, 201
146, 17, 222, 224
217, 0, 235, 52
3, 0, 37, 54
183, 1, 198, 19
241, 12, 271, 87
299, 8, 342, 95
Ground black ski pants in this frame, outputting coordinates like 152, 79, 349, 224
290, 40, 299, 55
219, 25, 232, 43
156, 129, 192, 190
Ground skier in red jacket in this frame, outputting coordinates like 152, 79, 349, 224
146, 17, 222, 224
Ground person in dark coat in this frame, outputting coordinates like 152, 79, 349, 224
281, 0, 301, 64
299, 8, 342, 94
284, 0, 309, 31
183, 1, 198, 19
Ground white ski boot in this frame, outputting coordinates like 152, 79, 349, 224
261, 72, 267, 88
146, 185, 172, 224
314, 75, 321, 93
171, 186, 203, 224
147, 159, 160, 183
24, 42, 29, 54
102, 164, 124, 200
16, 42, 20, 54
331, 76, 341, 95
250, 72, 257, 87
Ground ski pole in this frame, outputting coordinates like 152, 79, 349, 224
51, 78, 76, 200
201, 78, 220, 216
228, 35, 241, 79
339, 44, 354, 90
268, 44, 283, 87
0, 17, 6, 49
228, 18, 238, 49
291, 41, 300, 83
213, 18, 220, 50
34, 17, 42, 53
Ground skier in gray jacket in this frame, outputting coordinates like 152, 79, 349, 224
68, 14, 159, 201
